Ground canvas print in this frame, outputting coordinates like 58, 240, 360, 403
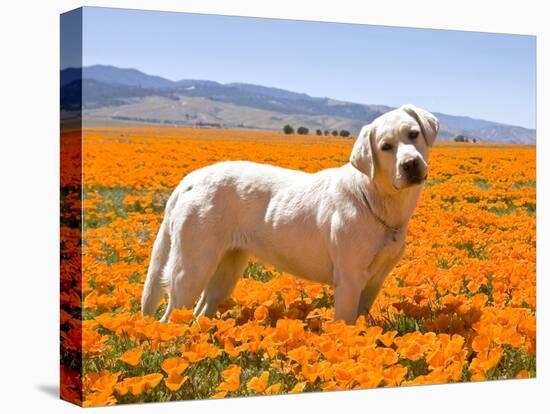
60, 7, 536, 407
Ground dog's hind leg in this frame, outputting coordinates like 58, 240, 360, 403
160, 254, 222, 322
159, 232, 227, 322
194, 249, 249, 318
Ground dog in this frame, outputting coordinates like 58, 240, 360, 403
141, 104, 439, 324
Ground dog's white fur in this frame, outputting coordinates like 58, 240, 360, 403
142, 104, 439, 324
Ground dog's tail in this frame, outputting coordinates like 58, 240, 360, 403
141, 218, 171, 317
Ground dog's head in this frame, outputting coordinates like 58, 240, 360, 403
350, 104, 439, 191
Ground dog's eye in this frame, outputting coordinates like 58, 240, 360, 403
381, 143, 393, 151
408, 131, 419, 140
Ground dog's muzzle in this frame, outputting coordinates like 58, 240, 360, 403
401, 157, 427, 184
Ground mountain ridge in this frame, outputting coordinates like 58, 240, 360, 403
60, 65, 536, 144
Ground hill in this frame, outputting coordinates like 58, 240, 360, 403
60, 65, 536, 144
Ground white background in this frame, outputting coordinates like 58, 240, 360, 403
0, 0, 547, 412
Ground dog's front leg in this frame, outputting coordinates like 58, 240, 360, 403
357, 273, 387, 318
333, 269, 369, 325
358, 243, 406, 316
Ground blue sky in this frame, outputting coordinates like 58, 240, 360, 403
80, 7, 535, 128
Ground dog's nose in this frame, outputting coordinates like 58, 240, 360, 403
401, 157, 425, 183
402, 158, 419, 172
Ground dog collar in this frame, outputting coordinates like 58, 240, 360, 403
360, 190, 402, 241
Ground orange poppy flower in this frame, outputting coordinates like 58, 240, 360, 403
218, 365, 241, 392
516, 370, 530, 379
379, 330, 398, 347
169, 308, 195, 324
95, 312, 131, 332
120, 347, 143, 366
197, 315, 215, 332
84, 390, 116, 407
383, 365, 408, 386
164, 372, 188, 392
265, 383, 281, 395
142, 373, 163, 388
472, 335, 491, 353
254, 305, 269, 323
289, 382, 307, 393
247, 371, 270, 393
115, 377, 144, 396
161, 357, 189, 376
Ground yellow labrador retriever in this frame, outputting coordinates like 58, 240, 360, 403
142, 104, 439, 324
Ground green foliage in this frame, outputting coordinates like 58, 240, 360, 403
376, 309, 426, 335
296, 126, 309, 135
400, 358, 430, 381
243, 262, 274, 282
473, 178, 490, 190
455, 241, 489, 260
486, 346, 536, 380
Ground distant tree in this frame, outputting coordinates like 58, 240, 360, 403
297, 126, 309, 135
316, 129, 323, 136
283, 125, 294, 134
454, 134, 475, 142
331, 130, 339, 136
339, 129, 351, 137
324, 130, 330, 136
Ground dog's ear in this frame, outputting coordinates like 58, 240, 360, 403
350, 124, 375, 178
402, 104, 439, 147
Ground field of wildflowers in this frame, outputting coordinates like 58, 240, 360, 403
60, 126, 536, 406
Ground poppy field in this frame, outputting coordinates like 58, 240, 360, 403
60, 126, 536, 406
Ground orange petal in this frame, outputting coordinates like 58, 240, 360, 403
164, 372, 188, 392
120, 348, 143, 366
